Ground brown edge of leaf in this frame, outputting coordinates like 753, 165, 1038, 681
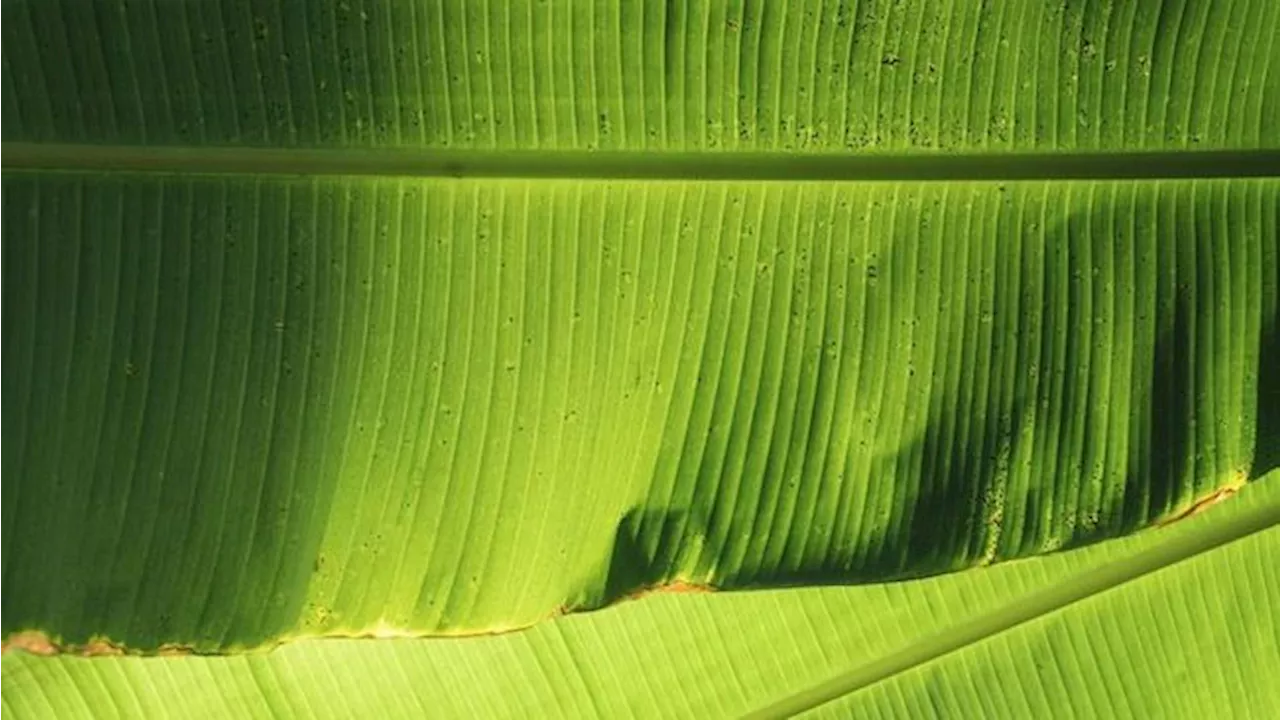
620, 580, 717, 603
307, 581, 717, 644
1, 582, 719, 656
1, 631, 202, 657
1155, 478, 1245, 528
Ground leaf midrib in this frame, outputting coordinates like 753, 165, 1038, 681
744, 497, 1280, 719
4, 143, 1279, 181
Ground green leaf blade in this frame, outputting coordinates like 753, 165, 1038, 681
4, 0, 1278, 152
3, 174, 1275, 649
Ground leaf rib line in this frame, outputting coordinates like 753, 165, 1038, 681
3, 143, 1278, 181
742, 498, 1280, 720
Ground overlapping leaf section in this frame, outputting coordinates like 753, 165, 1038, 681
1, 0, 1277, 652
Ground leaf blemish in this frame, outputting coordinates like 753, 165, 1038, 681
1157, 483, 1244, 528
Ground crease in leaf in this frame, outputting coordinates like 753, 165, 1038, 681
3, 143, 1280, 180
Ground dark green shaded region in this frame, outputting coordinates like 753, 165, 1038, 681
4, 144, 1280, 181
893, 218, 1200, 577
0, 177, 348, 651
1121, 292, 1194, 530
598, 181, 1276, 593
1254, 202, 1280, 475
881, 184, 1277, 579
